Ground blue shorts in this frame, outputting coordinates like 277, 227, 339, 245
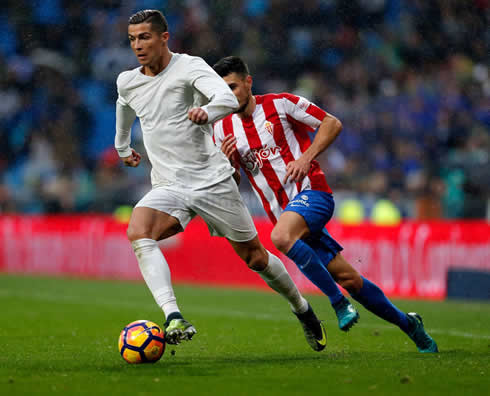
284, 190, 343, 265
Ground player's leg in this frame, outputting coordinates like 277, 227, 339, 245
327, 253, 438, 352
195, 177, 326, 351
127, 189, 196, 344
271, 211, 345, 306
227, 236, 326, 351
227, 236, 308, 313
271, 192, 358, 331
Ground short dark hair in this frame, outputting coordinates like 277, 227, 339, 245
128, 9, 168, 33
213, 56, 250, 78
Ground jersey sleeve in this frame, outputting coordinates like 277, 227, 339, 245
281, 93, 327, 131
115, 74, 136, 157
187, 57, 239, 124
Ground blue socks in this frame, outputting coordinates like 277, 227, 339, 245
287, 238, 410, 334
351, 276, 409, 333
287, 239, 344, 306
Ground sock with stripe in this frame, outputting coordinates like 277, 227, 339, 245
350, 276, 409, 333
287, 239, 344, 306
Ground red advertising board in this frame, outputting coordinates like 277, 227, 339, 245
0, 216, 488, 299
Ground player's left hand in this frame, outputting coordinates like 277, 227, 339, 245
283, 157, 311, 184
188, 108, 208, 124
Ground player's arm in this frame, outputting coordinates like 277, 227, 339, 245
282, 93, 342, 184
115, 99, 141, 167
300, 112, 342, 164
284, 113, 342, 184
188, 58, 239, 125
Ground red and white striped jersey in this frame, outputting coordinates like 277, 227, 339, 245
214, 93, 332, 224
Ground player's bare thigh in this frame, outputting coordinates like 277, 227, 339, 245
227, 235, 268, 271
270, 211, 311, 253
327, 253, 363, 293
127, 206, 183, 242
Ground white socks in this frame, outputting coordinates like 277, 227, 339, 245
131, 238, 180, 317
255, 251, 308, 314
132, 240, 307, 317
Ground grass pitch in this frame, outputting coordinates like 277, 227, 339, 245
0, 274, 488, 396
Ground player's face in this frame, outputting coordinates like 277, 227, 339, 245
223, 73, 253, 113
128, 23, 169, 66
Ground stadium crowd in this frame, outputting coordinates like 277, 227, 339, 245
0, 0, 488, 219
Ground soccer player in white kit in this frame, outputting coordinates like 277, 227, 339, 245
114, 10, 327, 350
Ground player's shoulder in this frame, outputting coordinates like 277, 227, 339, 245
177, 53, 207, 68
276, 92, 313, 113
257, 92, 301, 104
116, 67, 140, 88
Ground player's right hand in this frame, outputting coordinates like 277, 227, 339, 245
121, 149, 142, 167
220, 135, 237, 160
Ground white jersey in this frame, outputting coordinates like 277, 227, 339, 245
115, 52, 239, 189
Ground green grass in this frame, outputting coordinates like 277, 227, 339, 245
0, 274, 489, 396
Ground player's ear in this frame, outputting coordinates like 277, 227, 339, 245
246, 75, 253, 87
161, 31, 170, 44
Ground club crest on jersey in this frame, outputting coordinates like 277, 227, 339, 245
264, 121, 274, 135
242, 145, 282, 172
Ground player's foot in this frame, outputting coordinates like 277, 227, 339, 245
406, 312, 438, 353
164, 315, 197, 345
294, 303, 327, 352
333, 296, 360, 332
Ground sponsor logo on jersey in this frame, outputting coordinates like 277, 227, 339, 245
265, 121, 274, 135
242, 145, 282, 171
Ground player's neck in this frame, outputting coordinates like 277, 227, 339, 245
239, 96, 256, 119
142, 50, 172, 77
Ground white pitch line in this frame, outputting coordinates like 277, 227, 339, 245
1, 289, 490, 340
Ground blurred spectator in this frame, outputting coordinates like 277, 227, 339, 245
1, 0, 488, 219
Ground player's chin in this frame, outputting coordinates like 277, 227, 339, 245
136, 57, 150, 66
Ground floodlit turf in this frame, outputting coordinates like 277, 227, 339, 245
0, 274, 489, 396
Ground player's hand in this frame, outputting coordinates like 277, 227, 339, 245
188, 107, 208, 124
220, 135, 237, 160
121, 149, 142, 167
283, 157, 311, 184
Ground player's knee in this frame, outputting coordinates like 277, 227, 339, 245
338, 273, 363, 294
245, 248, 268, 271
126, 224, 152, 242
270, 229, 294, 254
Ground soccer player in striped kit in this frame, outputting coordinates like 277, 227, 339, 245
213, 56, 438, 352
115, 10, 327, 350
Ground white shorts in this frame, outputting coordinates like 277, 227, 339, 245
135, 177, 257, 242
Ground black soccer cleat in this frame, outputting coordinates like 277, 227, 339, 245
294, 303, 327, 352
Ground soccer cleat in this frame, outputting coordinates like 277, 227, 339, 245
164, 318, 197, 345
294, 303, 327, 352
333, 296, 360, 332
406, 312, 439, 353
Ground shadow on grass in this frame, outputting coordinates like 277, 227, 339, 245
5, 349, 486, 379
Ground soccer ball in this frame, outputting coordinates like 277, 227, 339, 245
118, 320, 166, 364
